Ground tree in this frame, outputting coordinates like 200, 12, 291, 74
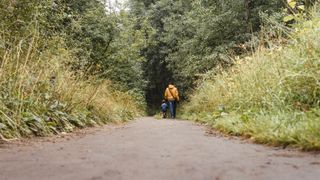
128, 0, 284, 109
129, 0, 193, 110
163, 0, 283, 97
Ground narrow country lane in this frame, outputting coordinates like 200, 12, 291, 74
1, 117, 320, 180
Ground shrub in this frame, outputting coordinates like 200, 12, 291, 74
0, 27, 143, 140
182, 9, 320, 150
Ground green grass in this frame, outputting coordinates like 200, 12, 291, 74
0, 29, 144, 141
182, 11, 320, 150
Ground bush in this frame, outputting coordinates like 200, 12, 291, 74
182, 9, 320, 150
0, 1, 145, 140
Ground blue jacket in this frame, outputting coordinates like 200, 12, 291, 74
161, 103, 168, 112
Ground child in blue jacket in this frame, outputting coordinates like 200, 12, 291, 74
161, 100, 168, 118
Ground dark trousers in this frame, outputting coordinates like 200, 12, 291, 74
169, 101, 177, 118
162, 111, 167, 118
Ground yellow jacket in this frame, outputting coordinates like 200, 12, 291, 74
164, 85, 179, 101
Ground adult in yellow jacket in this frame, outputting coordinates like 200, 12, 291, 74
164, 81, 179, 118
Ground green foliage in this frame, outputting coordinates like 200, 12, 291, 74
129, 0, 284, 108
0, 36, 143, 139
43, 1, 148, 94
0, 0, 145, 140
2, 0, 318, 146
164, 0, 283, 95
283, 0, 317, 22
182, 9, 320, 150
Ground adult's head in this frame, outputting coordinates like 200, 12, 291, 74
168, 80, 173, 86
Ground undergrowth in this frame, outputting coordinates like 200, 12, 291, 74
182, 10, 320, 150
0, 29, 144, 141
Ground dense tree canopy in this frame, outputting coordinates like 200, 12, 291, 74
1, 0, 148, 94
128, 0, 285, 109
1, 0, 316, 112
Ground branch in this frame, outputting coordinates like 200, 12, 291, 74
282, 0, 298, 14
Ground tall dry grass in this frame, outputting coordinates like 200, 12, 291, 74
182, 11, 320, 150
0, 29, 143, 140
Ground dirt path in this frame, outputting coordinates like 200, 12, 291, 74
1, 117, 320, 180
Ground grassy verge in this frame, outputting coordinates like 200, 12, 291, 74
0, 33, 144, 141
181, 11, 320, 150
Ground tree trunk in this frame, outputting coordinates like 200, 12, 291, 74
244, 0, 252, 33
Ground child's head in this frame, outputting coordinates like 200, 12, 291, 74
162, 100, 166, 103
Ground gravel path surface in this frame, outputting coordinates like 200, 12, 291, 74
1, 117, 320, 180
